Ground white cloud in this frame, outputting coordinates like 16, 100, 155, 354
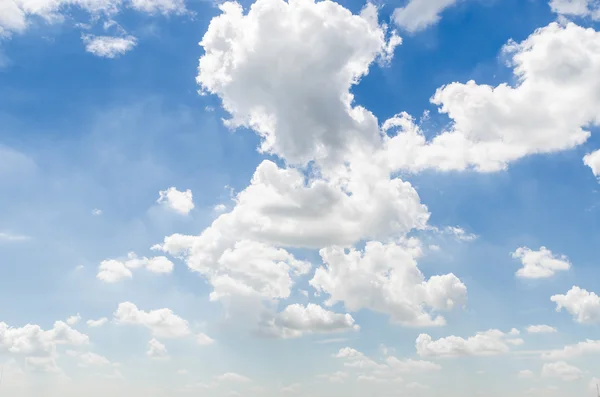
310, 240, 466, 327
25, 356, 61, 373
511, 246, 571, 279
157, 187, 195, 215
518, 369, 535, 379
584, 149, 600, 178
213, 203, 227, 212
542, 361, 584, 381
381, 22, 600, 172
196, 333, 215, 346
542, 339, 600, 360
392, 0, 458, 33
551, 286, 600, 323
142, 0, 469, 338
113, 302, 191, 338
92, 208, 103, 216
0, 0, 122, 38
97, 259, 133, 283
147, 338, 169, 359
526, 325, 557, 334
416, 329, 524, 357
96, 252, 174, 282
66, 314, 81, 326
0, 231, 30, 242
317, 371, 349, 383
67, 350, 111, 367
549, 0, 600, 19
87, 317, 108, 328
260, 303, 359, 338
198, 0, 401, 167
216, 372, 251, 383
82, 35, 138, 58
333, 347, 440, 383
0, 320, 89, 357
130, 0, 186, 14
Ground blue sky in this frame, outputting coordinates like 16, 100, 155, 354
2, 0, 600, 395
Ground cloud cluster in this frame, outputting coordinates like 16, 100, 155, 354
96, 252, 174, 282
0, 0, 186, 39
416, 329, 524, 357
331, 346, 441, 384
551, 286, 600, 324
149, 0, 470, 337
0, 320, 89, 373
157, 187, 195, 215
82, 35, 138, 58
511, 246, 571, 279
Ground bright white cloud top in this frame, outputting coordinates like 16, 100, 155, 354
157, 187, 195, 215
2, 0, 600, 395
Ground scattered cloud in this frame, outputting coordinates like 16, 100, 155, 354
542, 361, 584, 381
393, 0, 459, 33
66, 314, 81, 326
0, 232, 30, 242
157, 187, 195, 215
526, 325, 557, 334
551, 286, 600, 323
584, 149, 600, 178
216, 372, 251, 383
82, 35, 138, 59
147, 338, 169, 359
96, 252, 174, 283
518, 369, 535, 379
542, 339, 600, 360
113, 302, 191, 338
511, 246, 570, 279
416, 329, 524, 357
549, 0, 600, 19
87, 317, 108, 328
260, 303, 359, 339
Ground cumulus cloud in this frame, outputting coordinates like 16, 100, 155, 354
216, 372, 251, 383
260, 303, 359, 338
381, 22, 600, 172
147, 338, 169, 359
311, 240, 467, 327
0, 0, 185, 40
416, 329, 524, 357
584, 149, 600, 178
392, 0, 459, 33
526, 325, 557, 334
542, 339, 600, 360
87, 317, 108, 328
157, 187, 195, 215
333, 346, 440, 383
113, 302, 191, 338
549, 0, 600, 19
542, 361, 584, 381
148, 0, 475, 338
96, 252, 174, 282
67, 350, 111, 367
511, 246, 571, 279
196, 333, 215, 346
518, 369, 535, 379
0, 320, 89, 370
197, 0, 401, 166
82, 35, 138, 58
0, 231, 30, 242
66, 314, 81, 326
130, 0, 186, 14
551, 286, 600, 323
